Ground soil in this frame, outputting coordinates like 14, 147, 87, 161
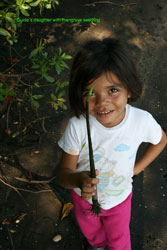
0, 0, 167, 250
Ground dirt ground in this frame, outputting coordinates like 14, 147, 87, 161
0, 0, 167, 249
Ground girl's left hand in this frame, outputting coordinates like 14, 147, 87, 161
78, 169, 99, 200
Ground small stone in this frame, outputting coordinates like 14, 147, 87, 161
53, 234, 62, 242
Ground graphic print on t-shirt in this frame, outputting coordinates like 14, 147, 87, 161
87, 147, 128, 197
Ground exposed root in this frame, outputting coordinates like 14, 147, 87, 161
0, 177, 27, 206
0, 177, 53, 195
91, 199, 101, 216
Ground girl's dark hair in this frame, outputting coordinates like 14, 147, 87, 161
69, 38, 143, 117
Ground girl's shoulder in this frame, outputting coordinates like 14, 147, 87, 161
128, 105, 152, 120
69, 115, 86, 126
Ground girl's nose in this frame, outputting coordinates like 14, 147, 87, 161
96, 94, 110, 106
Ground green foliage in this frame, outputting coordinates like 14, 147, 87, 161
0, 0, 59, 44
21, 40, 71, 111
29, 39, 71, 82
29, 93, 43, 110
0, 83, 15, 101
50, 81, 69, 110
50, 48, 72, 75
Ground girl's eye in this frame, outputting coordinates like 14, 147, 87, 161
109, 88, 118, 94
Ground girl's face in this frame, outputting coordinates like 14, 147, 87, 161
83, 72, 131, 128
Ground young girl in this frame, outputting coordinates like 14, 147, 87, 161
58, 38, 167, 250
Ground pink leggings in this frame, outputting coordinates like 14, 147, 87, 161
71, 191, 132, 250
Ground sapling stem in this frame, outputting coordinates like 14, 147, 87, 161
86, 85, 101, 215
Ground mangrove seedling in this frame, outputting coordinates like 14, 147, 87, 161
86, 85, 101, 216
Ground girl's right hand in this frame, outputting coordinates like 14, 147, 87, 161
77, 170, 99, 200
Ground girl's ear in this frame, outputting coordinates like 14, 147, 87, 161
127, 91, 131, 99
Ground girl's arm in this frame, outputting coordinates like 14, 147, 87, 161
134, 129, 167, 175
58, 151, 99, 200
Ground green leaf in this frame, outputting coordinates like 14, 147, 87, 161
16, 0, 22, 5
32, 64, 40, 69
34, 82, 40, 87
8, 89, 15, 96
61, 81, 69, 87
6, 12, 16, 18
54, 104, 58, 110
64, 55, 72, 59
46, 3, 51, 9
53, 0, 59, 5
30, 0, 40, 6
0, 28, 11, 37
59, 48, 62, 55
22, 4, 31, 9
8, 20, 17, 31
58, 90, 65, 98
87, 85, 96, 102
44, 75, 54, 82
51, 93, 57, 101
58, 101, 67, 110
32, 94, 43, 100
6, 16, 16, 24
30, 98, 39, 109
55, 64, 62, 75
21, 9, 29, 16
29, 48, 39, 59
7, 37, 13, 45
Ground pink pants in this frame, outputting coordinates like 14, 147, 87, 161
71, 191, 132, 250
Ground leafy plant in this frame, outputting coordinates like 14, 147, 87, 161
30, 40, 72, 81
0, 82, 15, 102
30, 0, 59, 15
29, 93, 43, 110
50, 48, 72, 75
0, 0, 60, 44
50, 81, 69, 110
24, 41, 71, 112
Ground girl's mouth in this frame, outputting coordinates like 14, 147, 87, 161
96, 110, 113, 117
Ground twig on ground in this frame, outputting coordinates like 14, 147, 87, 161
41, 118, 47, 133
0, 171, 56, 184
4, 115, 51, 139
0, 72, 36, 77
17, 76, 32, 87
0, 177, 53, 202
6, 102, 12, 131
14, 175, 56, 184
2, 49, 29, 74
0, 177, 28, 206
85, 1, 136, 7
7, 227, 15, 250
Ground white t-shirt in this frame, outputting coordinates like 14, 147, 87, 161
58, 104, 162, 209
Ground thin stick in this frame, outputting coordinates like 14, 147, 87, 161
85, 1, 136, 7
0, 177, 28, 206
6, 103, 12, 131
7, 227, 15, 250
0, 72, 35, 77
86, 85, 101, 215
0, 177, 52, 194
